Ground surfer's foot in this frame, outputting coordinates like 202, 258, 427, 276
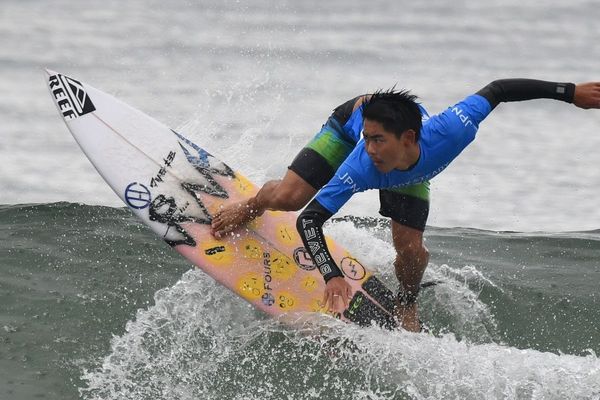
395, 303, 421, 333
211, 200, 259, 238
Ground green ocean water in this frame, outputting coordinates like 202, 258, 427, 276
1, 203, 599, 400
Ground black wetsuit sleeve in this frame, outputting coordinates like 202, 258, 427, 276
477, 79, 576, 109
296, 199, 344, 282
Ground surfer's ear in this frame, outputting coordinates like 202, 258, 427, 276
400, 129, 417, 144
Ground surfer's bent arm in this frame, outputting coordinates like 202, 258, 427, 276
296, 160, 365, 283
476, 79, 576, 109
296, 200, 343, 282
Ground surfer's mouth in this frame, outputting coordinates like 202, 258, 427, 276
372, 158, 384, 168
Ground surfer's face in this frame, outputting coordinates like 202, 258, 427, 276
363, 119, 418, 173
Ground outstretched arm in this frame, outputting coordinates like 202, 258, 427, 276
477, 79, 574, 108
476, 79, 600, 110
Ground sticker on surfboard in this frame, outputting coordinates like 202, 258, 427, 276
48, 73, 96, 120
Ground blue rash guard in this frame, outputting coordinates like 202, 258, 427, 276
314, 94, 492, 214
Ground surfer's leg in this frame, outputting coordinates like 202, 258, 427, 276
379, 182, 430, 332
391, 223, 429, 332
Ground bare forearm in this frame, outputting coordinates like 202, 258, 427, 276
249, 179, 281, 216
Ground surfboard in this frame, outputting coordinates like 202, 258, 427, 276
45, 70, 399, 329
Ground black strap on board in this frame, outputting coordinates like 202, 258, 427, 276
361, 276, 397, 314
343, 291, 397, 330
361, 275, 441, 313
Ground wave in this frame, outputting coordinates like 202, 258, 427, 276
80, 269, 600, 400
2, 203, 599, 399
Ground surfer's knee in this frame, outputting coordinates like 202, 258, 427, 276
391, 222, 428, 270
394, 240, 429, 269
393, 239, 429, 293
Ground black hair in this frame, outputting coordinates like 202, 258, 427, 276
361, 87, 422, 141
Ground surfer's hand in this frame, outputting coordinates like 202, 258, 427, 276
573, 82, 600, 109
323, 276, 352, 312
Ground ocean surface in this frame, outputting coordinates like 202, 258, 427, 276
1, 1, 600, 399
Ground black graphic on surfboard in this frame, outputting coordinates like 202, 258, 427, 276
48, 74, 96, 120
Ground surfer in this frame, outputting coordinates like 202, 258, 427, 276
212, 79, 600, 331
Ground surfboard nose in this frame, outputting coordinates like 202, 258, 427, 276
44, 68, 59, 76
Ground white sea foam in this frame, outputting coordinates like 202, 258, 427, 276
80, 263, 600, 400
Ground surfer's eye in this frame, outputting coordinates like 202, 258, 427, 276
366, 136, 383, 144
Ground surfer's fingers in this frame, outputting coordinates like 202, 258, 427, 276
211, 221, 235, 239
210, 217, 221, 232
323, 290, 331, 311
344, 286, 352, 308
342, 289, 351, 308
334, 294, 344, 311
210, 226, 223, 239
342, 295, 349, 309
330, 292, 343, 311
